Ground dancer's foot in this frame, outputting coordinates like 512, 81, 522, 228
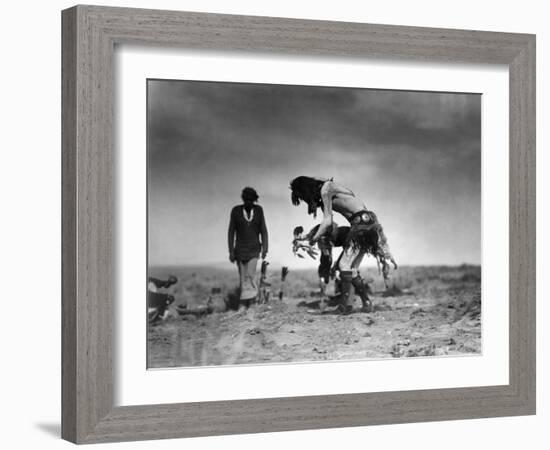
336, 304, 353, 315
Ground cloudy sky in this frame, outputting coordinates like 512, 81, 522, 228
147, 79, 481, 268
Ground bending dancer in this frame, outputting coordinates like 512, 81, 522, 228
290, 176, 397, 314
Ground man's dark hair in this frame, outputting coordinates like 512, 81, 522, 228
290, 176, 325, 217
241, 186, 259, 202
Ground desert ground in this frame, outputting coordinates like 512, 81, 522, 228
147, 264, 481, 368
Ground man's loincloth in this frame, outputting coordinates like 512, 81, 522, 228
345, 210, 383, 255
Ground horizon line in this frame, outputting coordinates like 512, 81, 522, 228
149, 262, 482, 270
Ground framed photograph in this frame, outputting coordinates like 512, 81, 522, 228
62, 5, 535, 444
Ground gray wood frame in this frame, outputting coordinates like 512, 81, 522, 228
62, 5, 536, 444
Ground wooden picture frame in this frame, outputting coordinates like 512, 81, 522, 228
61, 5, 536, 444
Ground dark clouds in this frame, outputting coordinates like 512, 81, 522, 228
148, 79, 481, 267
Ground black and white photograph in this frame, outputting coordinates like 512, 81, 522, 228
147, 79, 481, 368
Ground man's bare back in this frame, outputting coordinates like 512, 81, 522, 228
312, 179, 367, 241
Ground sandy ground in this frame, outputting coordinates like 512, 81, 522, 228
147, 265, 481, 368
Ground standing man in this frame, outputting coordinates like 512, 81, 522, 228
228, 187, 269, 309
290, 176, 397, 314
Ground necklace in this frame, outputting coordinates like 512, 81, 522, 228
243, 207, 254, 224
